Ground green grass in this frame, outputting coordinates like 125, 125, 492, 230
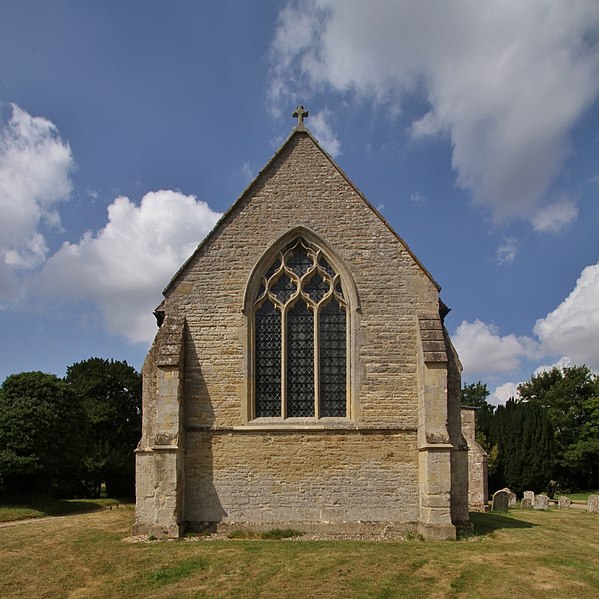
0, 496, 123, 522
0, 505, 598, 598
563, 489, 599, 502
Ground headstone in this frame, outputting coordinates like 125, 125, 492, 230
505, 488, 517, 507
523, 491, 535, 502
587, 495, 599, 513
521, 498, 533, 509
557, 496, 571, 509
533, 494, 549, 510
492, 490, 509, 512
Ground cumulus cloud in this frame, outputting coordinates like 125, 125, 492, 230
308, 108, 341, 156
453, 319, 540, 378
489, 382, 520, 407
269, 0, 599, 221
0, 104, 74, 298
533, 263, 599, 370
530, 198, 578, 233
36, 190, 221, 343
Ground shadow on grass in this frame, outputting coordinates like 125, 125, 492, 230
0, 496, 131, 522
468, 511, 536, 536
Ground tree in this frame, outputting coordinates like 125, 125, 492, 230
65, 358, 141, 498
518, 365, 599, 488
0, 372, 86, 496
461, 381, 494, 452
490, 398, 554, 495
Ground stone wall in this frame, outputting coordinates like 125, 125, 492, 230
185, 430, 419, 525
135, 130, 467, 539
461, 407, 488, 511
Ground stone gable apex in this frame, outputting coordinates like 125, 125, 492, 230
163, 126, 441, 296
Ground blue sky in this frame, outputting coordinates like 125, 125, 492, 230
1, 1, 598, 404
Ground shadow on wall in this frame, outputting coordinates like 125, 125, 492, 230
183, 333, 227, 529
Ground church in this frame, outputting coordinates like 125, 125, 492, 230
134, 107, 471, 540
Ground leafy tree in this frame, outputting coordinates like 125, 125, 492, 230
0, 372, 86, 496
518, 366, 599, 488
461, 381, 494, 451
65, 358, 141, 498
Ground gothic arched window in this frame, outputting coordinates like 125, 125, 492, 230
252, 238, 347, 419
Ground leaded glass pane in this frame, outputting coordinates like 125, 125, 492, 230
318, 257, 335, 277
271, 272, 297, 303
287, 245, 313, 277
304, 272, 329, 303
319, 299, 346, 417
334, 280, 344, 299
287, 301, 315, 417
255, 300, 281, 417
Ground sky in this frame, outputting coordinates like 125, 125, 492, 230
1, 0, 598, 405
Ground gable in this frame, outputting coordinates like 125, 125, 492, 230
163, 128, 440, 298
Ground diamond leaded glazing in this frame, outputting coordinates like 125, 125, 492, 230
254, 238, 348, 419
319, 299, 346, 417
255, 300, 281, 417
287, 301, 315, 417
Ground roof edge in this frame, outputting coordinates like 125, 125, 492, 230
163, 124, 441, 295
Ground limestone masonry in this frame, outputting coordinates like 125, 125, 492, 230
134, 109, 477, 540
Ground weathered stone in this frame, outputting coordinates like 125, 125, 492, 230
523, 490, 535, 502
587, 495, 599, 513
521, 498, 533, 509
460, 408, 488, 512
557, 496, 571, 509
492, 490, 509, 511
134, 111, 469, 540
499, 487, 517, 507
533, 494, 550, 510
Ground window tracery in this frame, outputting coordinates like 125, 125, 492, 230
252, 238, 348, 419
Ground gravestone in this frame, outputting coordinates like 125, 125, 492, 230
557, 496, 571, 509
521, 497, 533, 509
523, 491, 535, 502
533, 494, 549, 510
492, 490, 509, 512
501, 488, 517, 507
587, 495, 599, 513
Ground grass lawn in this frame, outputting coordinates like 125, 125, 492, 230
564, 489, 599, 502
0, 496, 123, 523
1, 506, 598, 598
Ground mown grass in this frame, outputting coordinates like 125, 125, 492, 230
0, 504, 598, 598
0, 496, 123, 523
564, 489, 599, 502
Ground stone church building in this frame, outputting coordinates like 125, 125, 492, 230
134, 108, 472, 540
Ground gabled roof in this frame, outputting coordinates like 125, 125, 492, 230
164, 122, 441, 295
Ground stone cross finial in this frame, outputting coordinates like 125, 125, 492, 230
293, 105, 308, 130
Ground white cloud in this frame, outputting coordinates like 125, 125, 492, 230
36, 190, 221, 343
0, 104, 74, 297
496, 237, 518, 265
240, 161, 254, 183
308, 108, 341, 157
489, 382, 520, 407
531, 198, 578, 233
269, 0, 599, 222
410, 191, 426, 203
453, 319, 540, 378
533, 263, 599, 370
533, 356, 574, 376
